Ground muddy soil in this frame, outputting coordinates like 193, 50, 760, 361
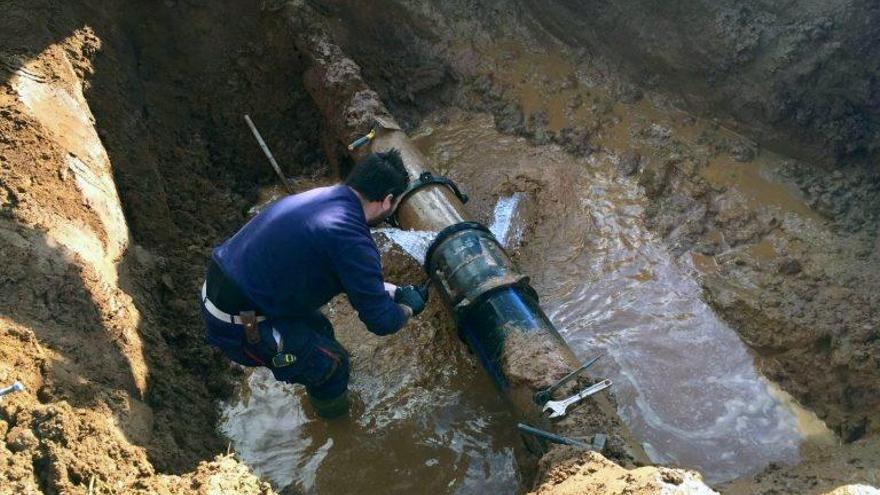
308, 1, 879, 490
1, 0, 321, 492
529, 450, 713, 495
518, 0, 880, 166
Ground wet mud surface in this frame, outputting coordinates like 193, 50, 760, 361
517, 0, 880, 165
221, 237, 525, 494
413, 109, 831, 483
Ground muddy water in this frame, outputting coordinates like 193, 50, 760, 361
415, 109, 831, 483
220, 88, 831, 489
222, 366, 521, 494
220, 227, 523, 493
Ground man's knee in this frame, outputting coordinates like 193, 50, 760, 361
305, 344, 350, 400
270, 333, 350, 397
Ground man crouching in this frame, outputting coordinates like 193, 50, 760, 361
200, 149, 427, 418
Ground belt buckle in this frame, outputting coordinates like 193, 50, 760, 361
240, 311, 260, 344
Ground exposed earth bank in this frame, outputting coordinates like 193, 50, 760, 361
519, 0, 880, 166
1, 0, 320, 492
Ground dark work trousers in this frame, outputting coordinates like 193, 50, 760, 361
201, 303, 350, 401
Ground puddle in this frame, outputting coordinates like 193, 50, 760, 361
222, 58, 834, 485
416, 109, 831, 483
221, 365, 521, 494
701, 156, 825, 223
220, 203, 524, 494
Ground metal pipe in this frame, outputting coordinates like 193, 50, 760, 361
244, 114, 295, 194
371, 128, 468, 231
281, 6, 646, 461
370, 125, 583, 419
284, 1, 579, 400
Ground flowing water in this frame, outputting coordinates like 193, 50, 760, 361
220, 106, 833, 491
413, 109, 832, 483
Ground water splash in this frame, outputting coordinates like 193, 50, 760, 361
375, 193, 525, 265
489, 193, 527, 249
373, 228, 436, 264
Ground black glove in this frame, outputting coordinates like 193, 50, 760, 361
394, 284, 428, 317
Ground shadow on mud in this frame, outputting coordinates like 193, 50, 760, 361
0, 0, 327, 476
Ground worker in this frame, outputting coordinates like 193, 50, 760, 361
199, 149, 427, 418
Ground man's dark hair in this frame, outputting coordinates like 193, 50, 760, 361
344, 149, 409, 201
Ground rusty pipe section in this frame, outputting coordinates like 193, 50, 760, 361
283, 2, 590, 419
284, 3, 468, 232
371, 128, 469, 231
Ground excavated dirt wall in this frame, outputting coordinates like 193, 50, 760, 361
1, 0, 321, 492
520, 0, 880, 165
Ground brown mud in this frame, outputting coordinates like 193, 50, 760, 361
516, 0, 880, 166
1, 0, 879, 494
1, 0, 321, 492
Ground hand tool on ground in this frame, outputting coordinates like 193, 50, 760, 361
591, 433, 607, 453
244, 114, 295, 194
348, 128, 376, 150
534, 354, 602, 405
348, 115, 401, 151
0, 381, 24, 399
517, 423, 592, 449
543, 379, 613, 419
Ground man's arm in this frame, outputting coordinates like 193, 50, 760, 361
326, 225, 408, 336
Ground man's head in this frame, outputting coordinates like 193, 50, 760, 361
345, 149, 410, 226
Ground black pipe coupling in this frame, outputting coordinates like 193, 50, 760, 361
424, 222, 531, 314
389, 172, 468, 227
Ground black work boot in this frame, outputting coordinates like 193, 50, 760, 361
308, 391, 350, 419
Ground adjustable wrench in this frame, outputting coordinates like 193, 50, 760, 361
543, 379, 612, 419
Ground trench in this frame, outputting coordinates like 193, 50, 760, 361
213, 6, 849, 490
115, 4, 850, 492
220, 106, 835, 492
4, 1, 878, 494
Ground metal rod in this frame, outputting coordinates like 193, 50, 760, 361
517, 423, 592, 449
0, 381, 24, 398
243, 114, 295, 194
